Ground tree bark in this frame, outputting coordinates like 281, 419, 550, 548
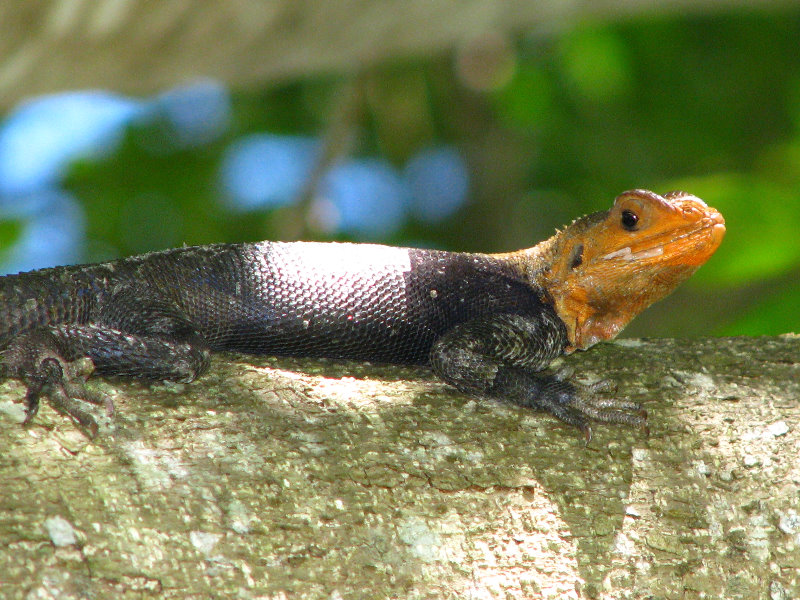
1, 0, 797, 109
0, 335, 797, 599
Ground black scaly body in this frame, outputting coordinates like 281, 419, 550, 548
0, 241, 559, 363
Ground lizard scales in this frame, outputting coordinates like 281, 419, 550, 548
0, 242, 551, 363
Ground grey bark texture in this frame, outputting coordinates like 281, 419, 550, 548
1, 0, 797, 110
0, 335, 798, 599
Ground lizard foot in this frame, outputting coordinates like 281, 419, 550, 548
491, 367, 647, 442
551, 369, 641, 432
558, 379, 647, 443
1, 329, 113, 436
21, 354, 111, 437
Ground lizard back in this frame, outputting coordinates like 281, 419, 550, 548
153, 241, 554, 365
0, 241, 553, 366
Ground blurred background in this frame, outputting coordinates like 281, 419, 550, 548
0, 2, 798, 340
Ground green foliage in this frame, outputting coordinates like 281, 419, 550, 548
67, 122, 231, 259
726, 277, 800, 336
64, 87, 332, 260
557, 27, 633, 103
493, 64, 554, 130
0, 219, 22, 265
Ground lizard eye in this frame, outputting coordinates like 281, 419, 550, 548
620, 209, 639, 231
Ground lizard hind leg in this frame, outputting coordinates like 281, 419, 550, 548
1, 324, 211, 435
1, 329, 111, 436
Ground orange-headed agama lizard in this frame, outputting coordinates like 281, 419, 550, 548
0, 189, 725, 438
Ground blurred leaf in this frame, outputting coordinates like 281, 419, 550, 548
65, 121, 233, 259
557, 27, 633, 103
492, 63, 554, 130
0, 219, 23, 260
722, 275, 800, 335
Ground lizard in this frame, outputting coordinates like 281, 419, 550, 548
0, 189, 725, 439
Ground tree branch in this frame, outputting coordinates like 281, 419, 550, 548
1, 336, 798, 598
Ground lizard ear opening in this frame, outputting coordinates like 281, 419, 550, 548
568, 243, 584, 269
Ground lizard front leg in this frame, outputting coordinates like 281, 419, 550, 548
429, 311, 646, 440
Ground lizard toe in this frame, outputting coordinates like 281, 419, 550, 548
566, 383, 647, 429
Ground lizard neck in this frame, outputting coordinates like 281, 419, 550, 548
493, 190, 725, 352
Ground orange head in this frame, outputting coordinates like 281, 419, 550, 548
539, 189, 725, 351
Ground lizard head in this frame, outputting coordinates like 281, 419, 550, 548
541, 189, 725, 352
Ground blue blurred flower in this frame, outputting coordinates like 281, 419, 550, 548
219, 134, 320, 210
154, 80, 231, 148
0, 190, 85, 274
318, 159, 407, 237
404, 146, 469, 224
0, 91, 145, 196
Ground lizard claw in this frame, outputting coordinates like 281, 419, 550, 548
580, 423, 593, 445
553, 365, 575, 382
537, 375, 646, 440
